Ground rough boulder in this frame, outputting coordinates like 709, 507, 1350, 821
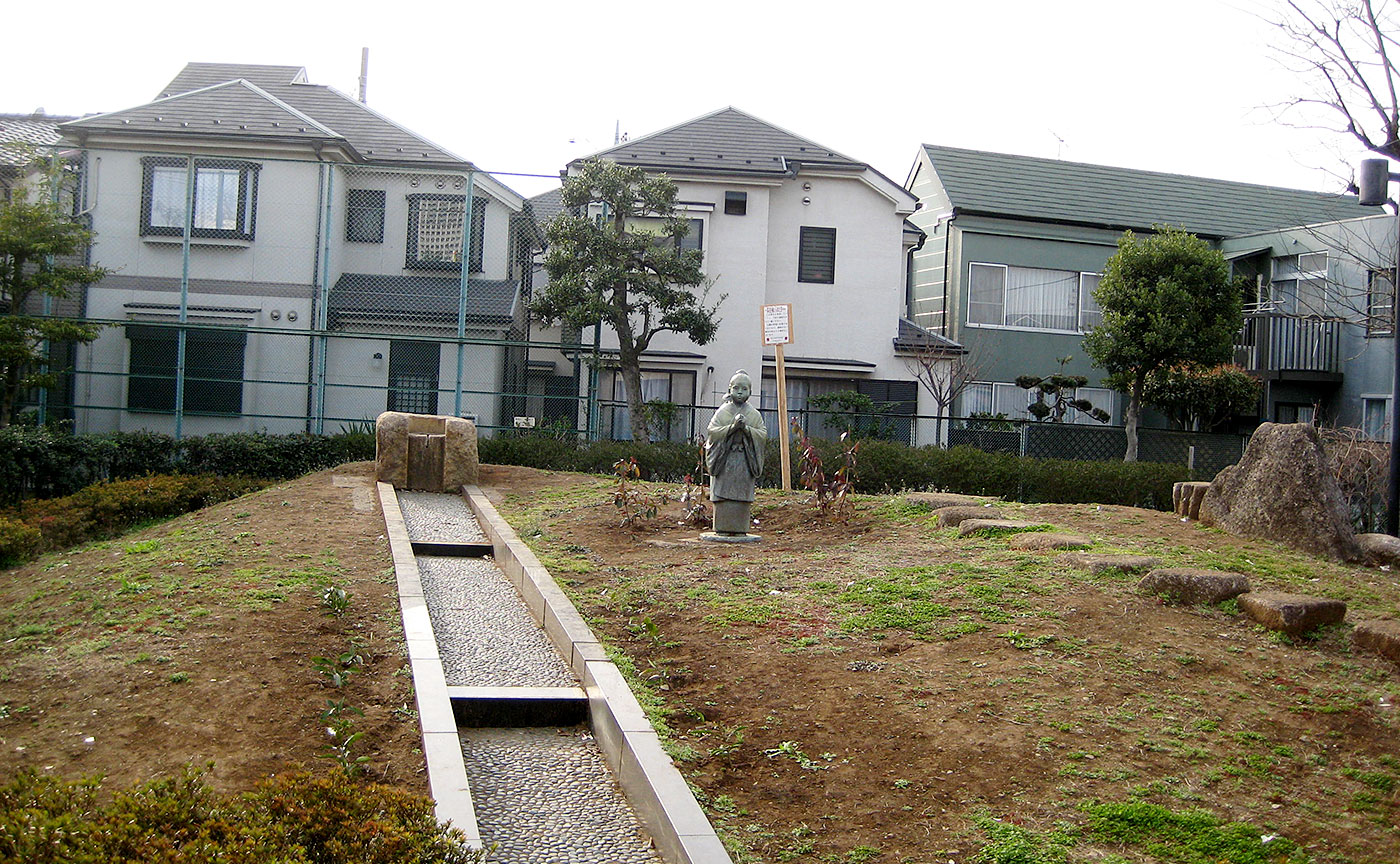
1199, 423, 1361, 561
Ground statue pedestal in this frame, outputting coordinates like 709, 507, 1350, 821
701, 500, 760, 543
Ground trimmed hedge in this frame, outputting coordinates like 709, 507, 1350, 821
0, 767, 482, 864
484, 435, 1187, 511
3, 474, 271, 564
479, 436, 700, 482
0, 428, 376, 505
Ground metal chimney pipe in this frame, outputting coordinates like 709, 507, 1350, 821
359, 48, 369, 104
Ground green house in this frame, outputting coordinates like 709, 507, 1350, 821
905, 144, 1380, 427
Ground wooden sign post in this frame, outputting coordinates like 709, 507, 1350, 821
762, 304, 794, 491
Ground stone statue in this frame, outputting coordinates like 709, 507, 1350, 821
705, 370, 767, 538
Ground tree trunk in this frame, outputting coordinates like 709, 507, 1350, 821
0, 362, 18, 429
1123, 376, 1144, 462
617, 345, 650, 443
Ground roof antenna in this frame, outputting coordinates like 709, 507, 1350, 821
358, 47, 369, 104
1050, 130, 1066, 160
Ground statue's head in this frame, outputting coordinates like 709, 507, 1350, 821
727, 370, 752, 404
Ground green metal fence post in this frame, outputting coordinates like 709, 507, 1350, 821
454, 171, 475, 419
314, 165, 334, 434
174, 155, 196, 440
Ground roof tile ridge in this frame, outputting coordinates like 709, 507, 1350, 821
723, 106, 863, 166
304, 84, 472, 167
236, 80, 344, 139
62, 79, 254, 127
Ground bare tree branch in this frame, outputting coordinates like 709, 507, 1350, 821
1273, 0, 1400, 161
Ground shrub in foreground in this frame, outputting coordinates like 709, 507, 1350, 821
3, 474, 270, 562
0, 767, 483, 864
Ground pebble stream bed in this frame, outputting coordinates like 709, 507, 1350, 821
400, 491, 662, 864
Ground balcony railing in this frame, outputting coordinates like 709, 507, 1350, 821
1233, 312, 1342, 375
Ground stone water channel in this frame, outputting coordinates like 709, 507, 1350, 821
396, 492, 664, 864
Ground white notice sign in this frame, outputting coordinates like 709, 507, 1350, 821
762, 303, 793, 346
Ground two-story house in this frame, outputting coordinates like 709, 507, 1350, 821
1221, 213, 1397, 431
57, 62, 536, 436
532, 107, 958, 444
906, 144, 1380, 427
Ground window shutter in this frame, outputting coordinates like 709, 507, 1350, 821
798, 227, 836, 283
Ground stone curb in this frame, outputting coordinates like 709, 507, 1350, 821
463, 485, 733, 864
376, 482, 481, 845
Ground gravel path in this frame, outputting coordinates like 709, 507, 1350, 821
417, 556, 577, 687
461, 727, 662, 864
398, 491, 487, 543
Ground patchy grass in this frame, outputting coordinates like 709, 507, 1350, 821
489, 466, 1400, 864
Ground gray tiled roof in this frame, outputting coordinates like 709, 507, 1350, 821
0, 112, 77, 165
64, 81, 339, 143
158, 63, 308, 97
327, 273, 518, 327
893, 317, 963, 354
921, 144, 1381, 237
65, 63, 466, 167
577, 107, 865, 177
528, 186, 564, 228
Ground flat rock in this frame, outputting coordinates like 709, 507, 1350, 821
1352, 619, 1400, 664
1057, 553, 1161, 575
1139, 568, 1250, 605
1356, 533, 1400, 567
1008, 532, 1090, 551
957, 519, 1047, 538
1237, 591, 1347, 637
906, 492, 995, 510
933, 505, 1008, 528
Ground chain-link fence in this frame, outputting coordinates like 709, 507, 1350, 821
14, 146, 592, 438
11, 144, 1246, 479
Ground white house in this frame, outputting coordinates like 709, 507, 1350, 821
535, 107, 959, 444
58, 63, 537, 436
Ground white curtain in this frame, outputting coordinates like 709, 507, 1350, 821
1006, 267, 1078, 330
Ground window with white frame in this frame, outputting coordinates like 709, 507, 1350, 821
627, 216, 704, 253
604, 369, 696, 442
967, 263, 1103, 332
1270, 251, 1329, 315
961, 381, 1113, 424
960, 381, 1033, 420
1079, 273, 1103, 330
1363, 396, 1390, 441
1367, 268, 1395, 337
141, 157, 259, 240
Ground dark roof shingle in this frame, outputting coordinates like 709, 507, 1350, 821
922, 144, 1381, 237
577, 107, 864, 177
65, 62, 466, 167
327, 273, 518, 326
0, 112, 77, 165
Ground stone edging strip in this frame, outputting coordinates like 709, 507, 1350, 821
462, 485, 733, 864
376, 481, 482, 846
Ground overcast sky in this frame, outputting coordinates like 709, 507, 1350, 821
3, 0, 1379, 199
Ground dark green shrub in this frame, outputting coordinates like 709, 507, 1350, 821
484, 435, 1186, 510
0, 430, 376, 505
0, 516, 42, 565
478, 435, 695, 482
14, 474, 270, 555
0, 767, 480, 864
